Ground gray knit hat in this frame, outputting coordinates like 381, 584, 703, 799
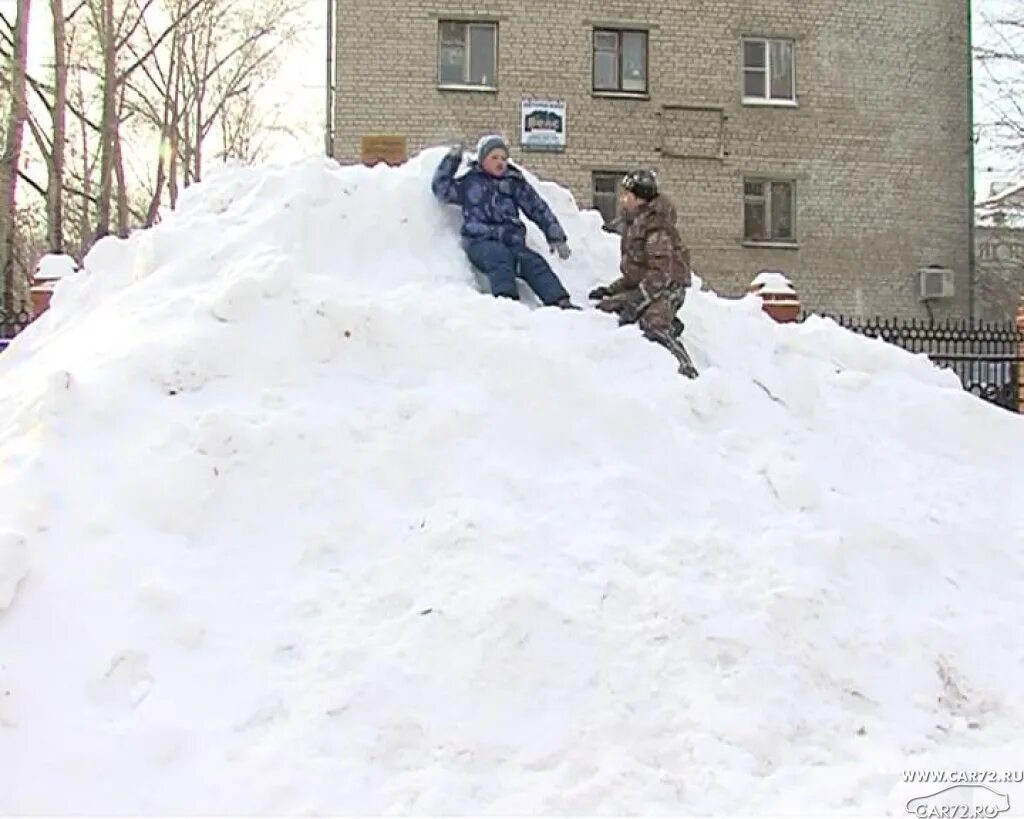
476, 134, 509, 163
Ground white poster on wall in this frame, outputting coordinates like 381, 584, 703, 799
521, 99, 566, 151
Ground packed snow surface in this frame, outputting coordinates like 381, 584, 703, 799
1, 148, 1022, 814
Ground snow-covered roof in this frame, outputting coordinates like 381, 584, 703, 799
749, 269, 797, 295
34, 253, 78, 281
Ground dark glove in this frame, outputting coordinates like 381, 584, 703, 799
618, 300, 641, 325
549, 241, 571, 260
588, 285, 611, 300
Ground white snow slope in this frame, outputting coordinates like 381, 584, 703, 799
1, 147, 1023, 815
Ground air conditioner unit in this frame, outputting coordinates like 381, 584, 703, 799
918, 267, 955, 300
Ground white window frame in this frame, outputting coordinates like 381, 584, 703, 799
743, 178, 797, 244
592, 28, 649, 95
437, 20, 498, 90
742, 37, 796, 106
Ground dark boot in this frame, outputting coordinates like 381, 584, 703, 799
677, 359, 699, 378
555, 297, 582, 310
645, 328, 699, 378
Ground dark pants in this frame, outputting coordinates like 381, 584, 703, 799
600, 287, 697, 377
464, 240, 569, 305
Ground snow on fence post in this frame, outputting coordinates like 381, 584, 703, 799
748, 268, 801, 323
29, 253, 77, 318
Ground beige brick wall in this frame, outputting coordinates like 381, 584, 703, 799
333, 0, 972, 320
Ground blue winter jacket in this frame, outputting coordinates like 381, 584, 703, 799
431, 152, 568, 248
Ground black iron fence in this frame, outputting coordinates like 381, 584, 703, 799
823, 315, 1023, 412
0, 308, 32, 352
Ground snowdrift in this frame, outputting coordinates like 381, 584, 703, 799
1, 148, 1022, 814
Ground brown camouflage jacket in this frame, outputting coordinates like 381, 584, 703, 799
605, 195, 691, 298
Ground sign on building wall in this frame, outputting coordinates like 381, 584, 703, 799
360, 135, 407, 167
520, 99, 566, 151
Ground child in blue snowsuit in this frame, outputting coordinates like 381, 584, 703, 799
431, 135, 579, 309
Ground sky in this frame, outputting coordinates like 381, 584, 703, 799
0, 144, 1023, 814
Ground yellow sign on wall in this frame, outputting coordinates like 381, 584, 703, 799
360, 135, 407, 167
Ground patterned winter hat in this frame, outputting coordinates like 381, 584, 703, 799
476, 134, 509, 163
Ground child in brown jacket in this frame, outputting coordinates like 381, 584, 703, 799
589, 169, 698, 377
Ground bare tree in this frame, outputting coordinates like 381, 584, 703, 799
2, 0, 311, 283
0, 0, 33, 309
82, 0, 206, 241
64, 35, 103, 259
2, 1, 95, 262
125, 0, 305, 212
975, 3, 1024, 181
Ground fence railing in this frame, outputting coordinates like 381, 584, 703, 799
822, 315, 1024, 412
0, 308, 33, 352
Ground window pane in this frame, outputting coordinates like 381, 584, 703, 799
594, 192, 618, 224
621, 31, 647, 91
771, 182, 793, 239
439, 42, 466, 84
744, 180, 765, 197
594, 51, 617, 89
439, 21, 466, 45
595, 31, 618, 51
744, 201, 766, 240
438, 21, 467, 84
769, 40, 794, 99
593, 173, 623, 224
743, 39, 765, 69
743, 69, 765, 98
469, 25, 495, 85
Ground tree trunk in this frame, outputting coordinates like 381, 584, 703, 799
74, 79, 93, 258
95, 0, 116, 240
193, 91, 202, 182
192, 9, 213, 183
168, 29, 183, 210
113, 113, 128, 235
48, 0, 67, 253
0, 0, 33, 309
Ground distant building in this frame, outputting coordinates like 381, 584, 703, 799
975, 183, 1024, 321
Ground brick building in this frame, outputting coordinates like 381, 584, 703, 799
331, 0, 973, 319
974, 184, 1024, 321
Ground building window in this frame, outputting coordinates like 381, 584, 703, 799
744, 179, 795, 242
438, 21, 497, 88
593, 29, 648, 94
742, 37, 795, 103
592, 172, 623, 224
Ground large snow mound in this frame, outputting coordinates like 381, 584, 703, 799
1, 148, 1022, 814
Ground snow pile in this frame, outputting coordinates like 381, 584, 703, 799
1, 148, 1022, 815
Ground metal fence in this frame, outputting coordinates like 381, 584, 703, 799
0, 308, 32, 352
823, 315, 1023, 412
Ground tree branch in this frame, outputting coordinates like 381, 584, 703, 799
115, 0, 160, 50
17, 170, 47, 201
117, 0, 208, 81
